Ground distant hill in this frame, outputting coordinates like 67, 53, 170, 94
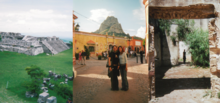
61, 38, 72, 43
93, 16, 129, 38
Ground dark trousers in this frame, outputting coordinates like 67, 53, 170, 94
120, 65, 128, 89
140, 56, 143, 64
136, 56, 138, 63
183, 58, 186, 64
111, 66, 119, 89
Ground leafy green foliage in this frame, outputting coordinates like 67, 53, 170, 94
75, 53, 79, 60
185, 29, 209, 67
174, 19, 195, 41
69, 41, 73, 46
158, 19, 195, 41
158, 19, 173, 35
0, 35, 1, 41
142, 39, 145, 46
218, 92, 220, 98
25, 65, 46, 79
22, 65, 46, 94
54, 83, 73, 100
84, 45, 90, 59
22, 79, 42, 95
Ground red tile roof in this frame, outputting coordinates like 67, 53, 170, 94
73, 14, 78, 19
87, 40, 95, 44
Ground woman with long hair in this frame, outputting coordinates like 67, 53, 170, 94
108, 45, 120, 91
118, 46, 129, 91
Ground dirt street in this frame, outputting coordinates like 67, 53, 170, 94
73, 57, 149, 103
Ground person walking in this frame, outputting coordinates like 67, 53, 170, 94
140, 48, 144, 64
118, 46, 129, 91
183, 49, 186, 64
81, 50, 86, 65
78, 51, 82, 65
108, 45, 120, 91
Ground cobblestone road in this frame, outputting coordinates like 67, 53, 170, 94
73, 58, 149, 103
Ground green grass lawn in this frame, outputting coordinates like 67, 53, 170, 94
0, 48, 73, 103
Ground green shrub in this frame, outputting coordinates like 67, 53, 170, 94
98, 55, 102, 60
25, 65, 46, 79
218, 92, 220, 98
54, 83, 73, 100
22, 79, 42, 95
84, 45, 90, 59
185, 29, 209, 67
22, 65, 46, 94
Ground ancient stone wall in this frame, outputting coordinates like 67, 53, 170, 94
0, 32, 69, 55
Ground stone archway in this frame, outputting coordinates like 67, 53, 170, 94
143, 0, 220, 101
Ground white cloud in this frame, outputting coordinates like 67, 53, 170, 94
0, 9, 71, 37
89, 9, 114, 22
133, 0, 145, 20
136, 26, 145, 39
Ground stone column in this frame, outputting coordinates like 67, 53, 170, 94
143, 0, 151, 101
209, 13, 220, 97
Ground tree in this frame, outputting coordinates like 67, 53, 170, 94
84, 45, 90, 59
185, 29, 209, 67
25, 65, 46, 79
142, 39, 145, 46
69, 41, 73, 46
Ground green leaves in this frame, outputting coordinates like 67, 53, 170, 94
54, 83, 73, 100
185, 29, 209, 67
25, 65, 46, 79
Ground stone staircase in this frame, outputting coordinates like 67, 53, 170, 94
42, 41, 58, 55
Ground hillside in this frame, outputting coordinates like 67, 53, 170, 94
93, 16, 129, 38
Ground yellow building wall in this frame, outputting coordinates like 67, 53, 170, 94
75, 33, 127, 55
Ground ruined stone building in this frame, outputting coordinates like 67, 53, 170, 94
0, 32, 69, 55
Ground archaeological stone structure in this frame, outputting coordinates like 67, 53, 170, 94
0, 32, 69, 55
143, 0, 220, 101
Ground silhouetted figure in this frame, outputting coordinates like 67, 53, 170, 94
183, 49, 186, 64
140, 48, 144, 64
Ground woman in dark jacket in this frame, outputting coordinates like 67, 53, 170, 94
108, 45, 120, 91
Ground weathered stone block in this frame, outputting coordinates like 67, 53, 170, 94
37, 92, 49, 103
46, 96, 57, 103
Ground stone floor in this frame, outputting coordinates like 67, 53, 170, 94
73, 57, 149, 103
163, 63, 210, 79
150, 62, 214, 103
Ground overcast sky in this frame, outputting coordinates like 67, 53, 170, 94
0, 0, 72, 39
73, 0, 146, 39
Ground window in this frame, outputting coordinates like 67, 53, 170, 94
89, 46, 95, 52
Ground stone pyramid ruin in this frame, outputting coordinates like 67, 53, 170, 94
0, 32, 70, 55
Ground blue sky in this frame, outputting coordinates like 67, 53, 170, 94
73, 0, 146, 38
0, 0, 72, 39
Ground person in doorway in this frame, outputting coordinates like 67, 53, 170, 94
183, 49, 186, 64
81, 50, 86, 65
108, 45, 120, 91
78, 51, 82, 65
140, 48, 144, 64
118, 46, 129, 91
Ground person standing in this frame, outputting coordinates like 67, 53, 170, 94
140, 48, 144, 64
108, 45, 120, 91
78, 51, 82, 65
118, 46, 129, 91
136, 51, 138, 63
81, 50, 86, 65
183, 49, 186, 64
